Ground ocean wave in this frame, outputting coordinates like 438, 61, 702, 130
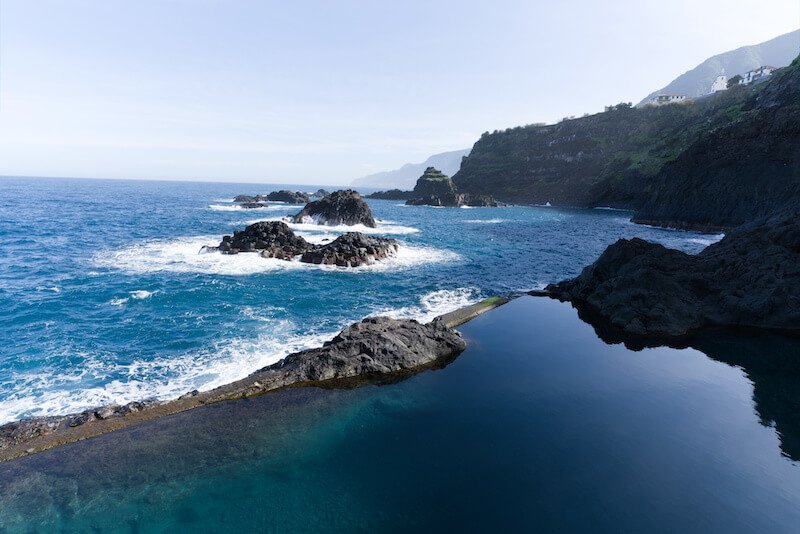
464, 218, 508, 224
35, 286, 61, 293
240, 216, 420, 236
0, 322, 337, 425
377, 287, 482, 323
0, 288, 481, 424
109, 290, 157, 306
92, 236, 458, 276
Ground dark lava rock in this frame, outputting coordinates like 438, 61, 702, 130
218, 221, 308, 258
256, 316, 466, 384
413, 167, 457, 197
300, 232, 398, 267
546, 213, 800, 338
405, 167, 501, 207
406, 192, 500, 207
234, 194, 269, 203
311, 189, 331, 198
267, 190, 311, 203
366, 189, 416, 200
293, 189, 376, 227
239, 202, 270, 209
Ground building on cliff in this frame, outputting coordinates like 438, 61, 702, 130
739, 65, 776, 85
709, 74, 728, 93
647, 93, 689, 106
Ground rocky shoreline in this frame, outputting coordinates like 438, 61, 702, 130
544, 212, 800, 339
0, 298, 510, 463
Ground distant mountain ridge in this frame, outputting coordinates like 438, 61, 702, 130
638, 29, 799, 105
352, 149, 469, 189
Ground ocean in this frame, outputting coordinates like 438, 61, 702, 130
0, 176, 722, 425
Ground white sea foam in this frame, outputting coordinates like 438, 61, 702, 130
209, 204, 301, 212
0, 287, 478, 424
0, 321, 338, 425
686, 234, 725, 247
240, 216, 420, 236
35, 286, 61, 293
109, 290, 157, 306
464, 218, 508, 224
92, 236, 458, 276
378, 287, 482, 323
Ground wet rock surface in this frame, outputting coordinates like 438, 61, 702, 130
233, 194, 269, 203
267, 190, 310, 203
300, 232, 398, 267
293, 189, 377, 227
217, 221, 309, 258
546, 213, 800, 338
215, 221, 397, 267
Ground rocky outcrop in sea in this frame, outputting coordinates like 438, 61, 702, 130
233, 194, 269, 203
546, 213, 800, 338
300, 232, 399, 267
311, 189, 331, 198
214, 220, 397, 267
267, 190, 311, 203
364, 168, 500, 206
293, 189, 377, 227
218, 221, 309, 258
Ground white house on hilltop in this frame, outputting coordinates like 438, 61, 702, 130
648, 94, 688, 106
740, 66, 776, 85
710, 74, 728, 93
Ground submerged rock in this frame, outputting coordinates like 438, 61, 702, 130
546, 213, 800, 338
300, 232, 398, 267
293, 189, 377, 228
267, 190, 310, 203
218, 221, 308, 258
239, 202, 270, 209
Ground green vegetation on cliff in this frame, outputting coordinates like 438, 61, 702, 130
454, 55, 799, 228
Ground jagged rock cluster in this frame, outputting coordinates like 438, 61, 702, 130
214, 221, 397, 267
218, 221, 309, 258
300, 232, 399, 267
293, 189, 377, 227
547, 213, 800, 338
267, 190, 311, 203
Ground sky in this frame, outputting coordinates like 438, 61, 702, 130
0, 0, 798, 185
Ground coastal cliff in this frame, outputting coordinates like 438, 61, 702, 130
453, 55, 800, 230
633, 56, 800, 229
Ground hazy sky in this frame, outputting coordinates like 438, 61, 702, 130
1, 1, 798, 185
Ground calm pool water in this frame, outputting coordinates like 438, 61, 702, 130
1, 297, 799, 532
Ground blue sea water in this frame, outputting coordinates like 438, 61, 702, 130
0, 176, 723, 424
1, 297, 799, 532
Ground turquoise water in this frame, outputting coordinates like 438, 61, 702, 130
1, 297, 799, 532
0, 176, 720, 424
